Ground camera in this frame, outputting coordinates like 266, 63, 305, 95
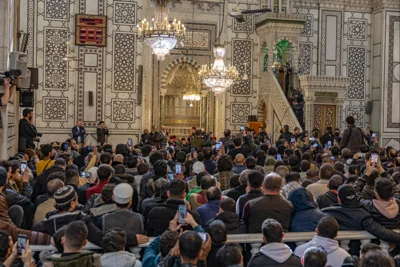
0, 69, 21, 86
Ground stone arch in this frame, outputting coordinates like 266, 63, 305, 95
160, 56, 201, 90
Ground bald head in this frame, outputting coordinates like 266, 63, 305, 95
263, 172, 282, 192
234, 154, 245, 165
114, 154, 124, 164
47, 178, 65, 197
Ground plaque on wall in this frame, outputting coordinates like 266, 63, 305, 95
75, 14, 107, 47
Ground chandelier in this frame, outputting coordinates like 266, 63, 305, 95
182, 73, 201, 106
199, 44, 240, 95
137, 0, 186, 60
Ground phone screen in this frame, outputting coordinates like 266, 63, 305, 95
372, 133, 376, 139
371, 153, 378, 163
198, 232, 208, 241
17, 234, 27, 256
290, 137, 295, 144
20, 163, 27, 173
168, 173, 174, 181
175, 164, 182, 175
266, 139, 271, 144
191, 147, 195, 154
327, 141, 332, 146
178, 205, 187, 224
80, 172, 90, 178
277, 154, 282, 160
87, 146, 94, 152
127, 138, 132, 146
63, 143, 69, 151
309, 138, 315, 141
170, 145, 174, 150
216, 142, 222, 151
313, 143, 318, 148
330, 156, 335, 161
240, 126, 245, 132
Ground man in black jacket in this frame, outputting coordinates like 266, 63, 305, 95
339, 116, 365, 154
147, 179, 201, 236
31, 158, 66, 202
18, 108, 38, 152
317, 175, 343, 209
236, 170, 263, 219
226, 169, 249, 201
247, 219, 301, 267
206, 197, 246, 234
243, 172, 293, 233
322, 185, 400, 245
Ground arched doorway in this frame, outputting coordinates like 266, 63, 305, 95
163, 63, 202, 136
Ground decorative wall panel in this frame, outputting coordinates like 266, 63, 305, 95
346, 107, 364, 128
295, 8, 319, 76
299, 42, 312, 75
348, 19, 367, 40
232, 39, 252, 95
387, 15, 400, 129
233, 14, 253, 33
43, 97, 68, 121
113, 32, 136, 92
112, 100, 135, 122
320, 10, 342, 76
231, 103, 251, 124
347, 46, 366, 99
44, 28, 68, 90
45, 0, 69, 21
114, 1, 136, 25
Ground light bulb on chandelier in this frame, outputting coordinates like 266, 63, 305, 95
137, 1, 186, 60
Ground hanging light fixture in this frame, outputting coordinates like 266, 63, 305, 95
182, 72, 201, 103
199, 44, 240, 94
137, 0, 186, 60
198, 1, 240, 95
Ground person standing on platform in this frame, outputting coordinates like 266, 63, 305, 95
97, 121, 109, 145
18, 108, 39, 152
72, 120, 86, 144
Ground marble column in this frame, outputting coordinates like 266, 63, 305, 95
200, 90, 208, 130
159, 88, 167, 127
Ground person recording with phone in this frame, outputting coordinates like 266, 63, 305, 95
18, 109, 42, 152
72, 120, 86, 144
97, 121, 109, 145
0, 77, 15, 130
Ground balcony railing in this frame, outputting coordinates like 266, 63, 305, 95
30, 230, 399, 258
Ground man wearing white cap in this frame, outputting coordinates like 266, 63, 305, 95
101, 183, 149, 246
187, 161, 206, 191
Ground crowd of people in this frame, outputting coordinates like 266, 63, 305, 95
0, 115, 399, 267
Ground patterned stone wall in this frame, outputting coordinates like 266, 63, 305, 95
20, 0, 143, 144
295, 6, 372, 129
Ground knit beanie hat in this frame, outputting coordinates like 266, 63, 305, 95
54, 185, 77, 206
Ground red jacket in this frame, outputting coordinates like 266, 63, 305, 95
86, 180, 108, 200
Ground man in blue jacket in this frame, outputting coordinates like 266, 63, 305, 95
142, 212, 205, 267
72, 120, 86, 144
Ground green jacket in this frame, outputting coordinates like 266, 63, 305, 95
51, 251, 100, 267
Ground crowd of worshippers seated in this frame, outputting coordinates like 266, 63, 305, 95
0, 120, 400, 267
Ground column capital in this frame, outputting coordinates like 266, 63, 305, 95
159, 88, 167, 96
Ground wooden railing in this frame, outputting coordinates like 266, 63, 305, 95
30, 230, 399, 258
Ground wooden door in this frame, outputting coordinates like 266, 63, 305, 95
313, 105, 336, 131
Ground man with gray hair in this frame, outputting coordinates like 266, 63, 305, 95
243, 172, 293, 233
225, 169, 250, 201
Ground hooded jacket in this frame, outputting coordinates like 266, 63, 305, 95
317, 190, 338, 209
294, 236, 350, 267
322, 204, 400, 244
288, 187, 326, 232
248, 243, 301, 267
100, 251, 140, 267
205, 211, 247, 234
